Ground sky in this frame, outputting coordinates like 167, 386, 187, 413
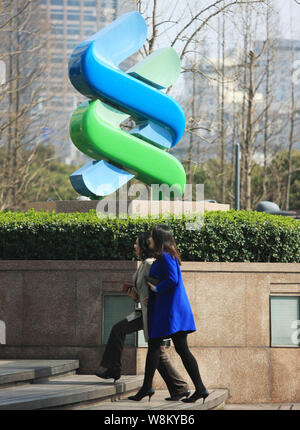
162, 0, 300, 98
136, 0, 300, 62
273, 0, 300, 39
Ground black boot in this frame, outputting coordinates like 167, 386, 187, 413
95, 368, 120, 383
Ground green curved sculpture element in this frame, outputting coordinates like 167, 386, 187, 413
70, 98, 186, 196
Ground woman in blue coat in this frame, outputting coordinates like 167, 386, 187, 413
129, 224, 209, 404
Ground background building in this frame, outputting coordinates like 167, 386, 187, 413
39, 0, 135, 165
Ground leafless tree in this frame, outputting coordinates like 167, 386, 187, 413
0, 0, 58, 210
261, 0, 271, 199
126, 1, 267, 192
284, 34, 297, 209
119, 0, 298, 210
223, 1, 287, 210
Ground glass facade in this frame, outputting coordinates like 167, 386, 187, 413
38, 0, 123, 164
103, 295, 136, 345
270, 296, 300, 346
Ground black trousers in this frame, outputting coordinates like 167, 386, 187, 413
101, 317, 189, 396
142, 331, 206, 393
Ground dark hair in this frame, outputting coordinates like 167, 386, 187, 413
137, 231, 152, 260
150, 224, 181, 265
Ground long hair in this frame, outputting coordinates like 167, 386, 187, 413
151, 224, 181, 265
137, 231, 152, 260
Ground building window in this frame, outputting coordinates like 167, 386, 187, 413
270, 296, 300, 347
84, 15, 96, 21
0, 60, 6, 85
51, 27, 64, 34
53, 42, 64, 49
0, 320, 6, 345
51, 13, 64, 20
52, 57, 64, 63
67, 0, 80, 5
67, 42, 77, 49
137, 323, 147, 347
67, 28, 79, 35
84, 1, 97, 6
51, 0, 63, 5
51, 72, 63, 79
67, 14, 80, 20
103, 295, 136, 345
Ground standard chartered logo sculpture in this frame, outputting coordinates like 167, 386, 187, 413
68, 11, 186, 199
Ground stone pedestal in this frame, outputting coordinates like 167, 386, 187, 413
24, 200, 230, 214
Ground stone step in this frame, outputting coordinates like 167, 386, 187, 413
0, 360, 79, 387
0, 374, 144, 410
0, 360, 229, 410
50, 388, 229, 411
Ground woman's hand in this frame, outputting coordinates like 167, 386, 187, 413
123, 282, 134, 292
127, 287, 138, 302
143, 298, 148, 305
147, 282, 156, 292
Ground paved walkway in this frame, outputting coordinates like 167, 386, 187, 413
50, 393, 300, 410
50, 389, 228, 410
223, 403, 300, 410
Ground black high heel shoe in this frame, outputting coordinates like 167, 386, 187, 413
95, 369, 121, 383
128, 387, 155, 402
181, 389, 209, 404
165, 391, 191, 401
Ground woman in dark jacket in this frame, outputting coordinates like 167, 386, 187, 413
128, 225, 209, 403
96, 231, 190, 400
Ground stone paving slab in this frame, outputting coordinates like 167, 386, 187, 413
0, 360, 79, 386
224, 403, 300, 410
0, 374, 144, 410
63, 389, 229, 411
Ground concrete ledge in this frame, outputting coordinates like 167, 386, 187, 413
180, 262, 300, 272
0, 260, 299, 272
0, 260, 138, 271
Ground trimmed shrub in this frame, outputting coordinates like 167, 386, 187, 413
0, 209, 299, 262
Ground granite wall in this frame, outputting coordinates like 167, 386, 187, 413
137, 262, 300, 404
0, 260, 299, 403
0, 260, 138, 375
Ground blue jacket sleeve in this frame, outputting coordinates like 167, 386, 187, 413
155, 253, 179, 295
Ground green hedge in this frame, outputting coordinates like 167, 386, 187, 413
0, 209, 299, 262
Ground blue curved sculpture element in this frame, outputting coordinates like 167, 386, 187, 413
68, 11, 185, 149
70, 159, 135, 197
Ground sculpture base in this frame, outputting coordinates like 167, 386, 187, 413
24, 200, 230, 215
